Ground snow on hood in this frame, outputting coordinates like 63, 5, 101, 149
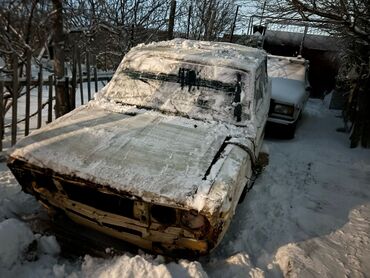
271, 77, 307, 104
10, 101, 254, 212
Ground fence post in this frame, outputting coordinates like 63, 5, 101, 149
64, 77, 71, 112
186, 4, 192, 39
77, 48, 84, 105
37, 64, 43, 129
71, 46, 77, 110
105, 44, 107, 71
130, 24, 135, 49
55, 77, 60, 118
93, 55, 98, 93
25, 50, 31, 136
86, 51, 91, 101
299, 25, 308, 56
168, 0, 176, 40
48, 75, 53, 123
0, 81, 3, 151
11, 54, 18, 146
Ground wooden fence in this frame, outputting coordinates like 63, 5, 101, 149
0, 48, 113, 151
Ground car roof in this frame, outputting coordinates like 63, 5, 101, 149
267, 54, 307, 81
268, 54, 307, 64
122, 39, 266, 74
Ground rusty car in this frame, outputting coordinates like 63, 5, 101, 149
8, 39, 270, 256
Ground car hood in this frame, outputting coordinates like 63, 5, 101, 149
10, 101, 254, 211
271, 77, 307, 104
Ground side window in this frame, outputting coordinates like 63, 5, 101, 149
256, 76, 263, 101
254, 60, 267, 111
255, 69, 265, 101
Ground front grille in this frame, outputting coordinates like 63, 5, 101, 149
9, 159, 199, 232
34, 173, 58, 193
66, 208, 142, 237
61, 181, 134, 218
9, 164, 57, 193
151, 204, 177, 225
103, 223, 142, 236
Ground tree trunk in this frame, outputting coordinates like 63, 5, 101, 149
51, 0, 68, 118
230, 5, 239, 43
168, 0, 176, 40
205, 9, 216, 41
203, 0, 214, 40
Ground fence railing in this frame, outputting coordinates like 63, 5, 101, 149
0, 48, 113, 152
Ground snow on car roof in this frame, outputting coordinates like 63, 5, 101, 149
268, 55, 307, 81
126, 39, 266, 73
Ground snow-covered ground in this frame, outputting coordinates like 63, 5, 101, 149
0, 99, 369, 277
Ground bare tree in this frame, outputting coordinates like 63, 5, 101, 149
0, 0, 53, 118
176, 0, 239, 41
0, 0, 255, 124
168, 0, 176, 40
63, 0, 172, 68
0, 0, 51, 71
51, 0, 68, 117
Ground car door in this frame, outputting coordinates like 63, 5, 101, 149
253, 58, 270, 153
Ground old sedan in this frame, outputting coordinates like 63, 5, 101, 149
267, 55, 310, 138
8, 39, 270, 256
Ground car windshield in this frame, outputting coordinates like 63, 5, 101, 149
100, 59, 252, 123
268, 56, 306, 82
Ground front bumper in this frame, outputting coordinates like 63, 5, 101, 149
39, 190, 209, 255
267, 115, 297, 125
8, 158, 218, 256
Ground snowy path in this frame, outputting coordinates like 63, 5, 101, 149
207, 99, 370, 277
0, 99, 370, 277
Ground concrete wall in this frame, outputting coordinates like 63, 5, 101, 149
263, 30, 340, 98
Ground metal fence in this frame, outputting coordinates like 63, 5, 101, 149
0, 48, 113, 151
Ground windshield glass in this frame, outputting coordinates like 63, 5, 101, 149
268, 56, 306, 81
101, 60, 252, 123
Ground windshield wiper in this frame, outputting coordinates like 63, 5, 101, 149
121, 69, 236, 93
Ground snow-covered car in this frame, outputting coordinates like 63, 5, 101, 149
7, 39, 270, 256
267, 55, 310, 138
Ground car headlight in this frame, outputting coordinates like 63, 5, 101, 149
181, 210, 207, 229
151, 205, 177, 225
273, 104, 294, 116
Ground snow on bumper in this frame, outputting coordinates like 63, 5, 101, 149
7, 158, 248, 256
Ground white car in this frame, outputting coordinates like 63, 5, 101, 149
267, 55, 310, 138
8, 39, 270, 256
